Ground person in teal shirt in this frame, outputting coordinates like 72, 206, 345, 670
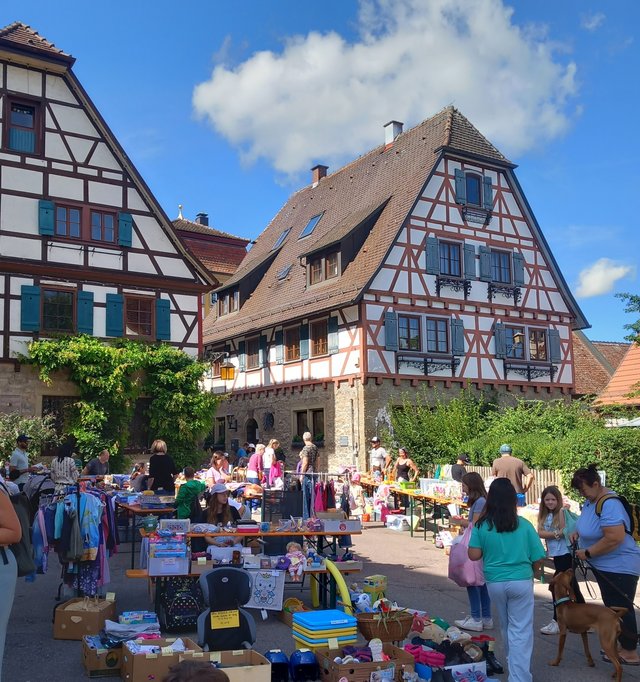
175, 467, 206, 520
469, 478, 546, 682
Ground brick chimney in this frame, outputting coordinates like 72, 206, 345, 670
311, 165, 328, 187
384, 120, 404, 148
195, 212, 209, 226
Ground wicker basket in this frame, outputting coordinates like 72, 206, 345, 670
355, 611, 413, 642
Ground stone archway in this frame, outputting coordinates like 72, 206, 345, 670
246, 418, 258, 444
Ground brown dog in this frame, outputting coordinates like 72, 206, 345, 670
548, 568, 627, 681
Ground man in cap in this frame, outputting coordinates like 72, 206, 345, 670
10, 434, 37, 491
491, 444, 534, 494
451, 453, 471, 483
369, 436, 390, 474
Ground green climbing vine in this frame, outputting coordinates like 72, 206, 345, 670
25, 335, 219, 469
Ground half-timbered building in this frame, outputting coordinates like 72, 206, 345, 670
204, 107, 588, 470
0, 22, 213, 418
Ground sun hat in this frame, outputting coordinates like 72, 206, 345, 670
499, 444, 512, 454
210, 483, 229, 495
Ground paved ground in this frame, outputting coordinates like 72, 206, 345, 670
4, 521, 640, 681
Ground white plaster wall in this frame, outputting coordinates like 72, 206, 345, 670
1, 167, 42, 194
48, 174, 84, 201
310, 359, 330, 379
48, 243, 84, 266
88, 181, 122, 207
9, 337, 31, 358
284, 365, 302, 382
172, 294, 198, 313
0, 235, 39, 259
67, 136, 94, 165
367, 350, 386, 373
45, 75, 78, 104
133, 216, 177, 253
50, 103, 99, 137
7, 65, 41, 96
155, 256, 193, 279
127, 189, 147, 212
127, 252, 154, 273
10, 277, 33, 295
88, 143, 120, 170
94, 306, 106, 337
45, 133, 73, 162
369, 268, 394, 291
0, 195, 37, 234
88, 250, 122, 270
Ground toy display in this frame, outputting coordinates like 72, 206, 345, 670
285, 542, 306, 582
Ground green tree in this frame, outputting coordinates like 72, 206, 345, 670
616, 292, 640, 344
0, 413, 60, 462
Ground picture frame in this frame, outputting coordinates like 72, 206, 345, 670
260, 558, 272, 569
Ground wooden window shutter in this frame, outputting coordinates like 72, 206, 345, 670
479, 246, 492, 282
300, 324, 309, 360
454, 169, 466, 204
384, 311, 399, 351
259, 335, 268, 368
463, 244, 476, 279
105, 294, 124, 337
155, 299, 171, 341
451, 319, 465, 355
38, 200, 55, 236
425, 237, 440, 275
549, 329, 561, 363
77, 291, 94, 335
513, 252, 525, 287
238, 340, 246, 372
328, 316, 339, 355
20, 285, 40, 332
494, 322, 506, 359
118, 212, 133, 247
275, 330, 284, 365
483, 176, 493, 210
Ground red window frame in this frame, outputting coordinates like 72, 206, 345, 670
311, 319, 328, 357
285, 327, 301, 362
426, 317, 449, 354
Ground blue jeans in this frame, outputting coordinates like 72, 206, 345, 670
302, 475, 313, 519
466, 583, 491, 620
246, 476, 260, 509
486, 579, 534, 682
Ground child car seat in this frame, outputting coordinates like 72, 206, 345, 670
197, 566, 256, 651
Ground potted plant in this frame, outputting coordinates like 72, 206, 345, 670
313, 433, 325, 447
291, 434, 303, 450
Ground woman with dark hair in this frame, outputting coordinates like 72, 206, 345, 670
469, 478, 545, 682
394, 447, 419, 483
571, 464, 640, 665
49, 442, 79, 492
147, 439, 178, 493
451, 472, 492, 631
202, 483, 241, 560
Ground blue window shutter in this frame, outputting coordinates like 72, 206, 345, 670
494, 322, 506, 359
238, 341, 246, 372
513, 252, 525, 287
328, 316, 339, 355
38, 200, 55, 236
259, 335, 268, 368
451, 319, 465, 355
105, 294, 124, 337
300, 324, 309, 360
479, 246, 492, 282
155, 298, 171, 341
118, 212, 133, 247
384, 311, 399, 351
20, 285, 40, 332
483, 176, 493, 210
454, 169, 466, 205
275, 330, 284, 365
463, 244, 476, 279
426, 237, 440, 275
77, 291, 94, 335
549, 329, 561, 363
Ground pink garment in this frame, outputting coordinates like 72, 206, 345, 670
314, 482, 325, 512
268, 460, 283, 486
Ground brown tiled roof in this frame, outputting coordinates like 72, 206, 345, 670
181, 238, 246, 278
203, 107, 559, 342
572, 331, 629, 396
0, 22, 74, 64
592, 341, 630, 370
173, 217, 248, 242
595, 343, 640, 406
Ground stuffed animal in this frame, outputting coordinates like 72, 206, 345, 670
286, 541, 306, 582
353, 593, 372, 613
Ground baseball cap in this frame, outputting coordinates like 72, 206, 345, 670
459, 453, 471, 463
16, 434, 31, 443
210, 483, 229, 495
499, 444, 512, 454
371, 436, 380, 443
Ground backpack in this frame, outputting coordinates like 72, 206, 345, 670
595, 493, 640, 543
0, 483, 36, 577
156, 577, 204, 632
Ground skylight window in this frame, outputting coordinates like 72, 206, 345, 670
299, 214, 323, 239
277, 264, 292, 280
272, 228, 291, 250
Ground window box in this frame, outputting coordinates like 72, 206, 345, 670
488, 282, 521, 305
435, 275, 472, 299
398, 353, 460, 376
504, 362, 557, 382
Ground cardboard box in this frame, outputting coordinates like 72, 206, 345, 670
120, 637, 201, 682
82, 636, 122, 677
322, 519, 362, 533
179, 649, 271, 682
190, 559, 216, 575
160, 518, 191, 534
53, 598, 117, 640
316, 643, 414, 682
148, 556, 190, 576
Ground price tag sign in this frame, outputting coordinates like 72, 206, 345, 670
105, 592, 116, 602
210, 609, 240, 630
197, 557, 207, 565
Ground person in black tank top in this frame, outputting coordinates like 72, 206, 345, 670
394, 447, 419, 482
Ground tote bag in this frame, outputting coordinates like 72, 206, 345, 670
448, 524, 485, 587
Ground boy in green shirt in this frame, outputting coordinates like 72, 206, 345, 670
175, 467, 206, 519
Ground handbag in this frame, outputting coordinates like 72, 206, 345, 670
562, 508, 579, 545
448, 524, 485, 587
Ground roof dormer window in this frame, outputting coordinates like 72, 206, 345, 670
272, 228, 291, 250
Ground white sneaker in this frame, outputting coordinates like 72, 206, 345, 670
483, 617, 494, 629
540, 619, 560, 635
454, 615, 484, 632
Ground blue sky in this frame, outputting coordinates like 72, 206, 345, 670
3, 1, 639, 341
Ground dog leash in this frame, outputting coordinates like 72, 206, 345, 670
570, 542, 597, 600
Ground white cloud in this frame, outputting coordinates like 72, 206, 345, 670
576, 258, 635, 298
192, 0, 578, 176
581, 12, 606, 32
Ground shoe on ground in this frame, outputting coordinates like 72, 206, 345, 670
540, 619, 560, 635
482, 617, 493, 629
454, 615, 483, 632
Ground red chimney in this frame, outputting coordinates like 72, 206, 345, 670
311, 165, 328, 186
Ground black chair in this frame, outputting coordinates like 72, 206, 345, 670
197, 567, 256, 651
261, 489, 303, 556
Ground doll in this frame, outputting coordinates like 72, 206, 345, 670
285, 541, 306, 582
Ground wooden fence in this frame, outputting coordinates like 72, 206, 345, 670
467, 467, 564, 505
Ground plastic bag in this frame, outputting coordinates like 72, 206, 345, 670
448, 524, 485, 587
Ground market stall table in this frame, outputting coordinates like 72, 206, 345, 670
404, 490, 466, 542
116, 502, 176, 569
